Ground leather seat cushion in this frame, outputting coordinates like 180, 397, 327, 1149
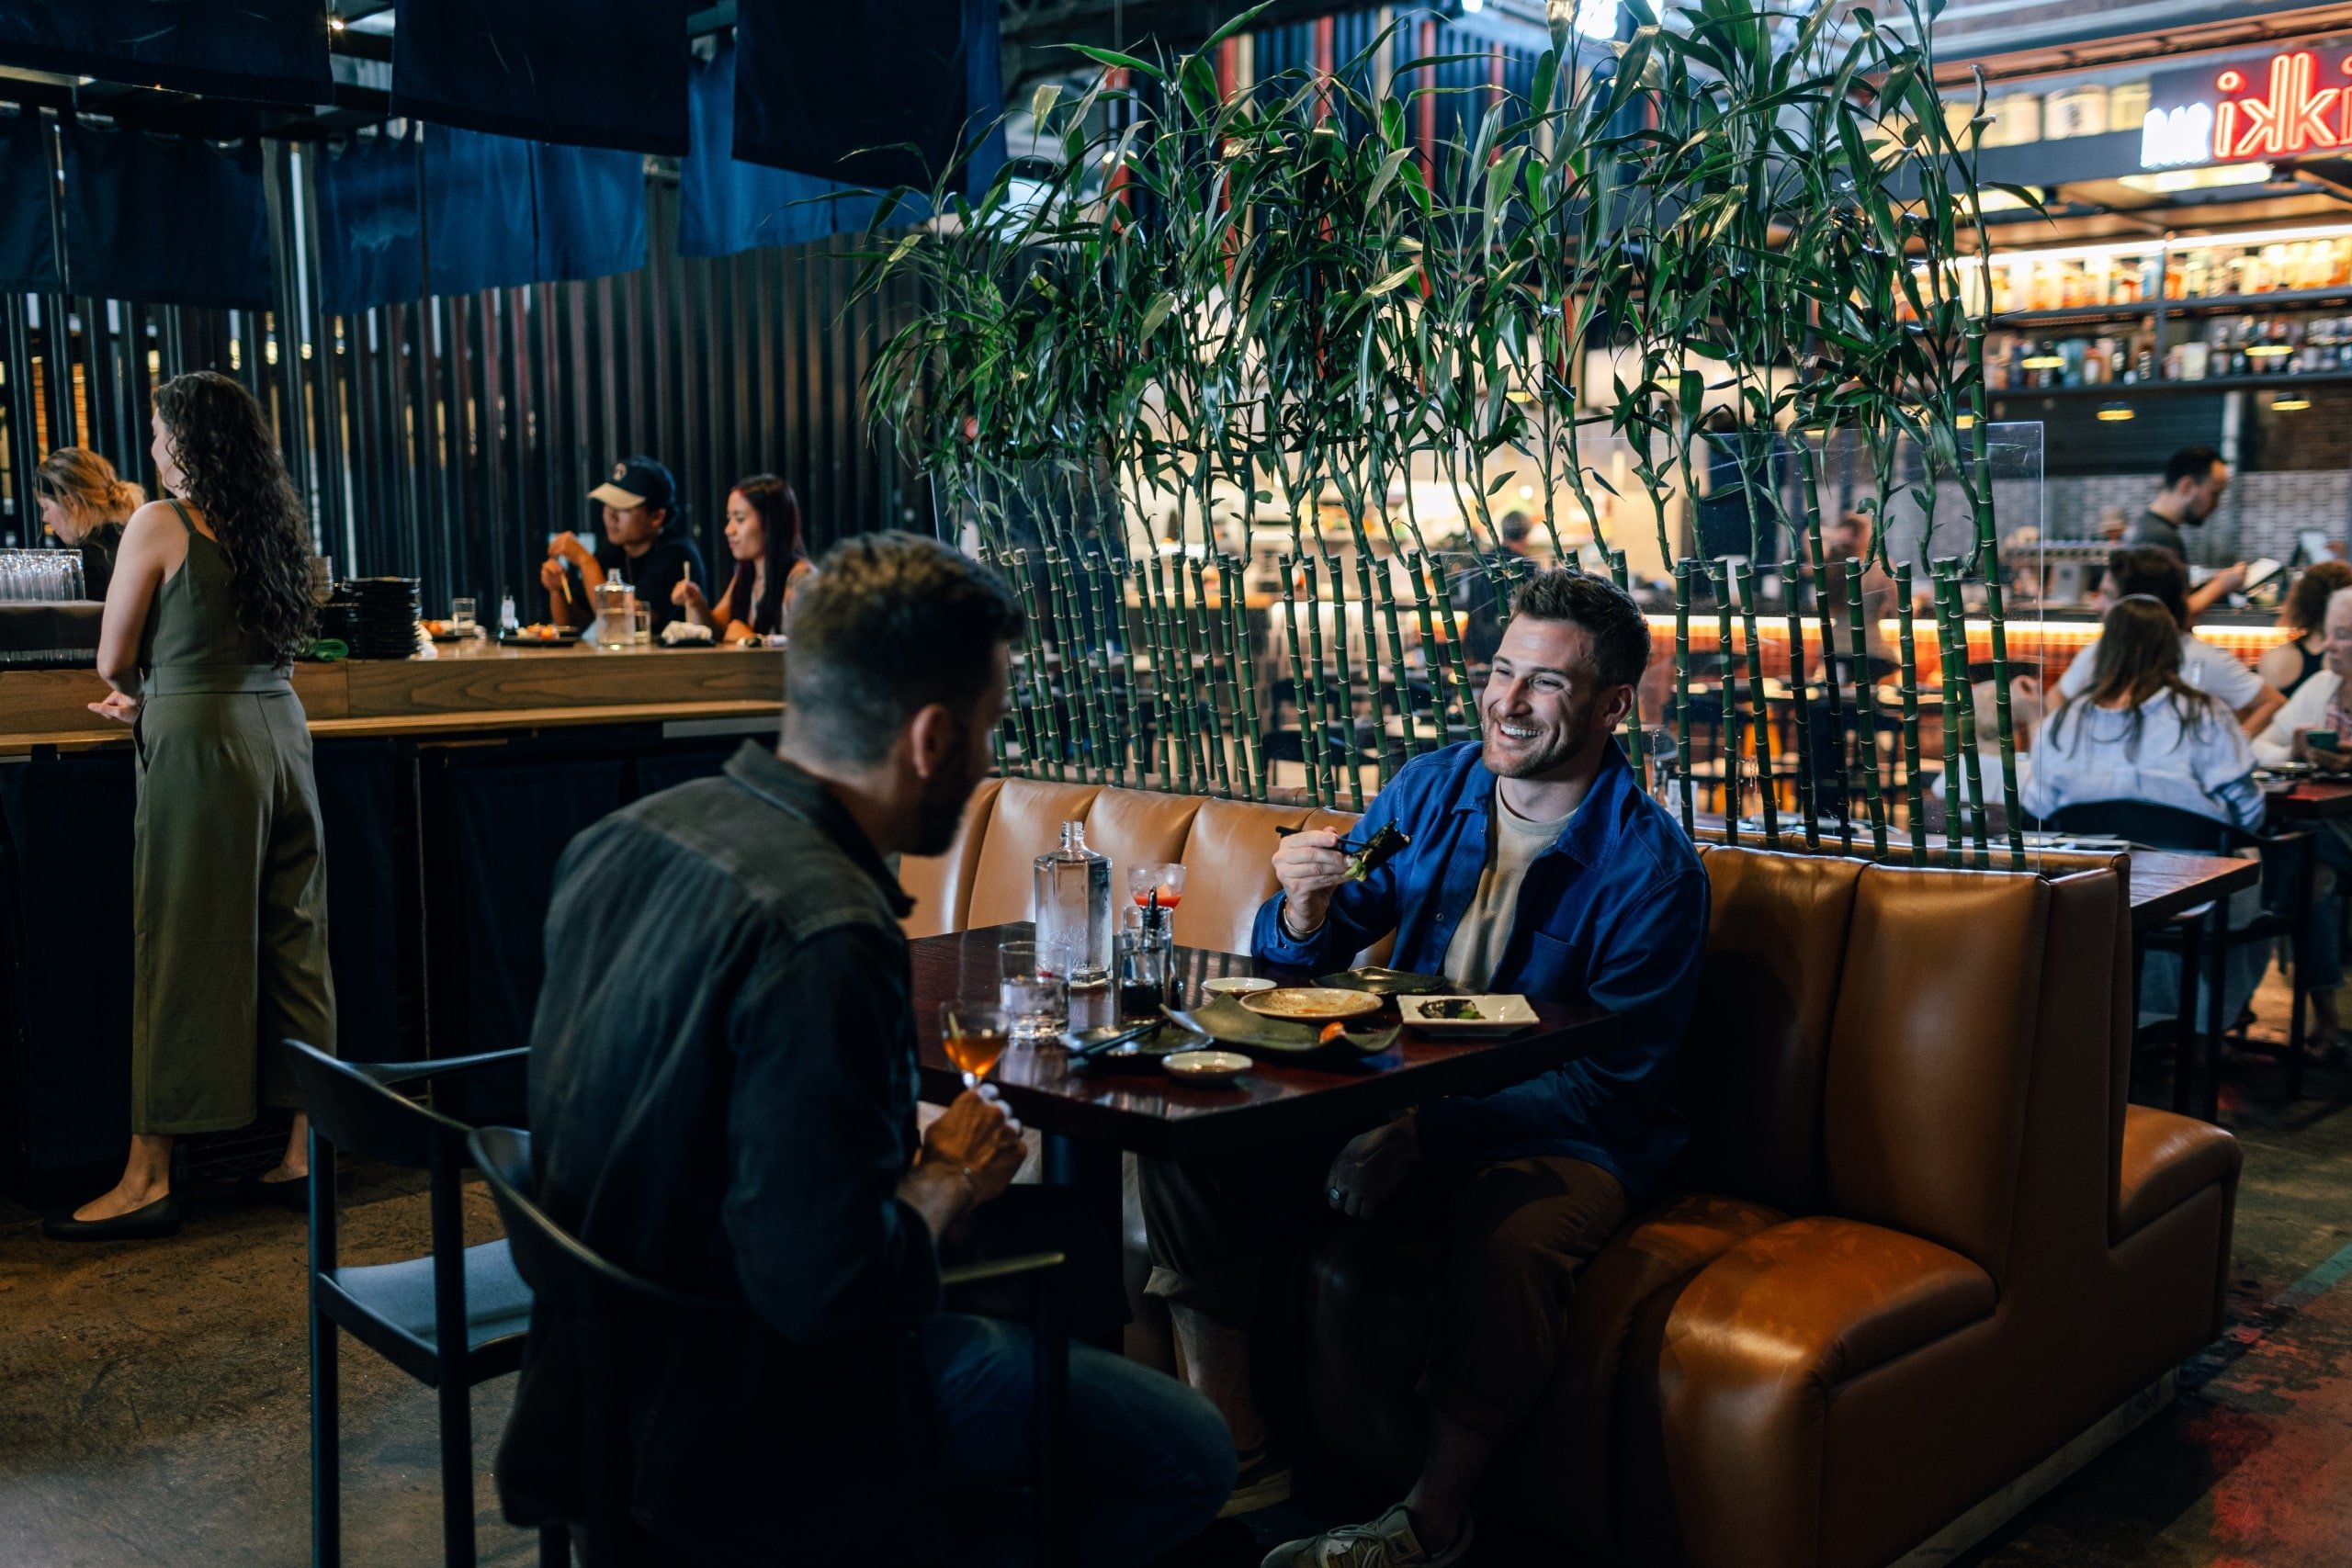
965, 779, 1102, 929
1173, 798, 1315, 954
898, 777, 1004, 938
2115, 1104, 2242, 1242
1081, 786, 1206, 908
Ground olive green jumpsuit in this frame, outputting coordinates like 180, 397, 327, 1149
130, 501, 334, 1134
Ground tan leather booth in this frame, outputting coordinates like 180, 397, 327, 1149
902, 779, 2242, 1567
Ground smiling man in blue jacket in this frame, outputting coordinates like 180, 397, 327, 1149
1141, 567, 1709, 1568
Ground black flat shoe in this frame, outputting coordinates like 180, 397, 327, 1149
42, 1192, 187, 1242
233, 1171, 310, 1210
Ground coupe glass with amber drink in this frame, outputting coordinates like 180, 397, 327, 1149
940, 998, 1011, 1088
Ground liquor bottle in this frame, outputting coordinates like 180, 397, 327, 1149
499, 592, 518, 634
1034, 820, 1113, 986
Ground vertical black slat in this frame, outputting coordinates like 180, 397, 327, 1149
537, 283, 562, 565
620, 265, 647, 454
380, 308, 415, 579
798, 244, 824, 545
126, 302, 158, 483
503, 286, 533, 614
596, 273, 621, 468
727, 253, 752, 504
261, 141, 319, 543
441, 294, 475, 606
79, 298, 115, 461
475, 290, 507, 613
827, 237, 854, 541
677, 251, 707, 547
752, 248, 778, 501
3, 296, 39, 536
781, 245, 808, 546
40, 293, 75, 449
295, 144, 352, 566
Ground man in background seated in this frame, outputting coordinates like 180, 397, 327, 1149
1142, 570, 1709, 1568
541, 455, 707, 635
2062, 546, 2281, 735
504, 534, 1232, 1564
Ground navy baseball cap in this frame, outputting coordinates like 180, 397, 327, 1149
589, 456, 676, 515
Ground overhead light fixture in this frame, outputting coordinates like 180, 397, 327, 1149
2273, 394, 2312, 411
2117, 162, 2273, 196
2246, 342, 2294, 357
2096, 401, 2135, 422
1956, 412, 1976, 428
327, 12, 346, 30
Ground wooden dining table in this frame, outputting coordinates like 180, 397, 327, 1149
2261, 776, 2352, 823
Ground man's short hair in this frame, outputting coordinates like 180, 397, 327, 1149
2107, 545, 2190, 624
2164, 446, 2222, 490
1508, 568, 1651, 688
785, 533, 1024, 766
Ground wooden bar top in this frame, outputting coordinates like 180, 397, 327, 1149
0, 640, 784, 753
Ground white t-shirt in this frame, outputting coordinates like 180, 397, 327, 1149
1442, 784, 1574, 990
2056, 630, 2266, 714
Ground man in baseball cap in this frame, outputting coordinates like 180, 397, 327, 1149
544, 456, 707, 634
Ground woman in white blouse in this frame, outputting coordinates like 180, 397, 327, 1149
2023, 594, 2264, 830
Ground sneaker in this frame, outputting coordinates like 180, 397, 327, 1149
1260, 1505, 1475, 1568
1219, 1443, 1295, 1518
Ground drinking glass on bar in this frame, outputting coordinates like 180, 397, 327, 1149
997, 939, 1068, 1044
451, 597, 478, 637
939, 998, 1010, 1089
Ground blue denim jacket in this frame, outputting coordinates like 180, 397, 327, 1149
1253, 739, 1709, 1195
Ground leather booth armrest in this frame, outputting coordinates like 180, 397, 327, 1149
2115, 1105, 2241, 1244
1654, 1216, 1996, 1568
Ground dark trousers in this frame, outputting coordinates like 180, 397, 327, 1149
1139, 1138, 1627, 1443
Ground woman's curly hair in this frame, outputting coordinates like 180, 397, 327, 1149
153, 372, 318, 664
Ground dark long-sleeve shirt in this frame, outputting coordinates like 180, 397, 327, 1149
1252, 739, 1710, 1196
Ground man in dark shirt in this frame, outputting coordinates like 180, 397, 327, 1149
541, 455, 707, 634
1143, 570, 1709, 1568
503, 534, 1232, 1563
2125, 445, 2244, 617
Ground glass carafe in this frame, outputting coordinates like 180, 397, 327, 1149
590, 578, 637, 648
1034, 820, 1112, 987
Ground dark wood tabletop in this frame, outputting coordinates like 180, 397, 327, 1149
2262, 778, 2352, 822
2128, 852, 2262, 929
910, 924, 1624, 1160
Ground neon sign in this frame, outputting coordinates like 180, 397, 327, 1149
2141, 45, 2352, 171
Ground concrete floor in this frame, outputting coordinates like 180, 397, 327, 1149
3, 978, 2348, 1567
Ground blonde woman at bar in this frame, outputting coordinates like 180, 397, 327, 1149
46, 372, 334, 1241
34, 446, 145, 601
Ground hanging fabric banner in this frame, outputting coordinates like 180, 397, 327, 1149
60, 121, 270, 309
680, 36, 877, 258
530, 142, 647, 283
423, 126, 538, 296
0, 107, 61, 290
390, 0, 690, 156
316, 124, 424, 315
0, 0, 332, 105
733, 0, 1005, 195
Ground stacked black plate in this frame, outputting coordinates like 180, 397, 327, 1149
319, 577, 422, 659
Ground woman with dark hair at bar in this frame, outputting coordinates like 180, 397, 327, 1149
671, 472, 811, 641
2258, 559, 2352, 699
46, 371, 334, 1241
35, 446, 145, 602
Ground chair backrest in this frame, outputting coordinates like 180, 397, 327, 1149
469, 1126, 732, 1317
284, 1040, 469, 1170
2047, 798, 2244, 854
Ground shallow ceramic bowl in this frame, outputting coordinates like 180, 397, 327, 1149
1201, 976, 1277, 997
1239, 987, 1385, 1022
1162, 1049, 1250, 1084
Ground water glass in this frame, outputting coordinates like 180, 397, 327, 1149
451, 596, 478, 636
998, 939, 1068, 1043
632, 603, 651, 645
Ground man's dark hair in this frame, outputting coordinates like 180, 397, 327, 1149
2164, 446, 2222, 490
785, 533, 1024, 766
1508, 568, 1651, 688
2107, 545, 2189, 626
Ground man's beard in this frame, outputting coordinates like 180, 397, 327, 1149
1480, 702, 1599, 780
912, 749, 981, 856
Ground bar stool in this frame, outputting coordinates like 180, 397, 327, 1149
283, 1041, 560, 1568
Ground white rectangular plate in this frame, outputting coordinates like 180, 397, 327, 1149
1401, 993, 1538, 1039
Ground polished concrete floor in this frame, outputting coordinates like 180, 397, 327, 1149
3, 979, 2348, 1567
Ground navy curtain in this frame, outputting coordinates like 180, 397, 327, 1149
0, 0, 331, 104
0, 107, 60, 290
60, 122, 270, 309
315, 124, 423, 315
530, 142, 647, 283
390, 0, 690, 155
423, 126, 537, 296
680, 36, 876, 257
733, 0, 1006, 195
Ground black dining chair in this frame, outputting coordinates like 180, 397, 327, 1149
467, 1125, 1078, 1568
2044, 800, 2317, 1118
283, 1041, 562, 1568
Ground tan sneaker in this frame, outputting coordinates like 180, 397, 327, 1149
1219, 1443, 1295, 1518
1260, 1505, 1475, 1568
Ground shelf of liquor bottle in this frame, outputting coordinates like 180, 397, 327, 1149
1987, 371, 2352, 400
1991, 287, 2352, 329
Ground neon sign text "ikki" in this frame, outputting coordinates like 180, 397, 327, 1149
2142, 50, 2352, 170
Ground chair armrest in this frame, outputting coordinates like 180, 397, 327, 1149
2115, 1105, 2241, 1243
1652, 1216, 1996, 1568
942, 1250, 1069, 1289
363, 1046, 532, 1087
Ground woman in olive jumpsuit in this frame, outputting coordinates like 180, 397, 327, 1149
47, 372, 334, 1241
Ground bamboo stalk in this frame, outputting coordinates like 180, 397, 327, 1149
1797, 445, 1852, 855
1141, 555, 1186, 792
1017, 551, 1071, 782
1223, 556, 1267, 800
1674, 559, 1695, 839
1781, 559, 1818, 849
1941, 567, 1992, 869
1610, 551, 1648, 796
1358, 551, 1401, 789
1893, 562, 1927, 865
1369, 550, 1422, 767
1074, 550, 1125, 785
1845, 559, 1888, 860
1321, 552, 1365, 811
1734, 561, 1778, 845
1102, 554, 1146, 787
1404, 551, 1454, 748
1130, 560, 1172, 788
1426, 554, 1482, 740
1187, 556, 1234, 795
1047, 550, 1104, 782
989, 546, 1046, 777
1980, 574, 2027, 870
1929, 564, 1966, 868
1300, 555, 1339, 807
1278, 558, 1324, 807
1713, 561, 1741, 846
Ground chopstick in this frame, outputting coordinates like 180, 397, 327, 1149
1072, 1018, 1162, 1057
1275, 826, 1364, 851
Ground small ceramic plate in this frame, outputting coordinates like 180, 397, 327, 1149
1202, 976, 1277, 997
1162, 1049, 1250, 1084
1401, 994, 1538, 1039
1239, 987, 1386, 1022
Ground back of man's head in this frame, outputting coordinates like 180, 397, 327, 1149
785, 533, 1024, 768
2107, 545, 2190, 625
2163, 445, 2222, 492
1508, 568, 1651, 687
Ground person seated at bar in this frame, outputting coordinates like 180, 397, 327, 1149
540, 455, 706, 634
2126, 445, 2245, 617
2258, 560, 2352, 699
670, 472, 812, 641
2255, 582, 2352, 1058
2057, 547, 2282, 735
502, 533, 1232, 1565
1140, 569, 1708, 1568
34, 446, 145, 602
